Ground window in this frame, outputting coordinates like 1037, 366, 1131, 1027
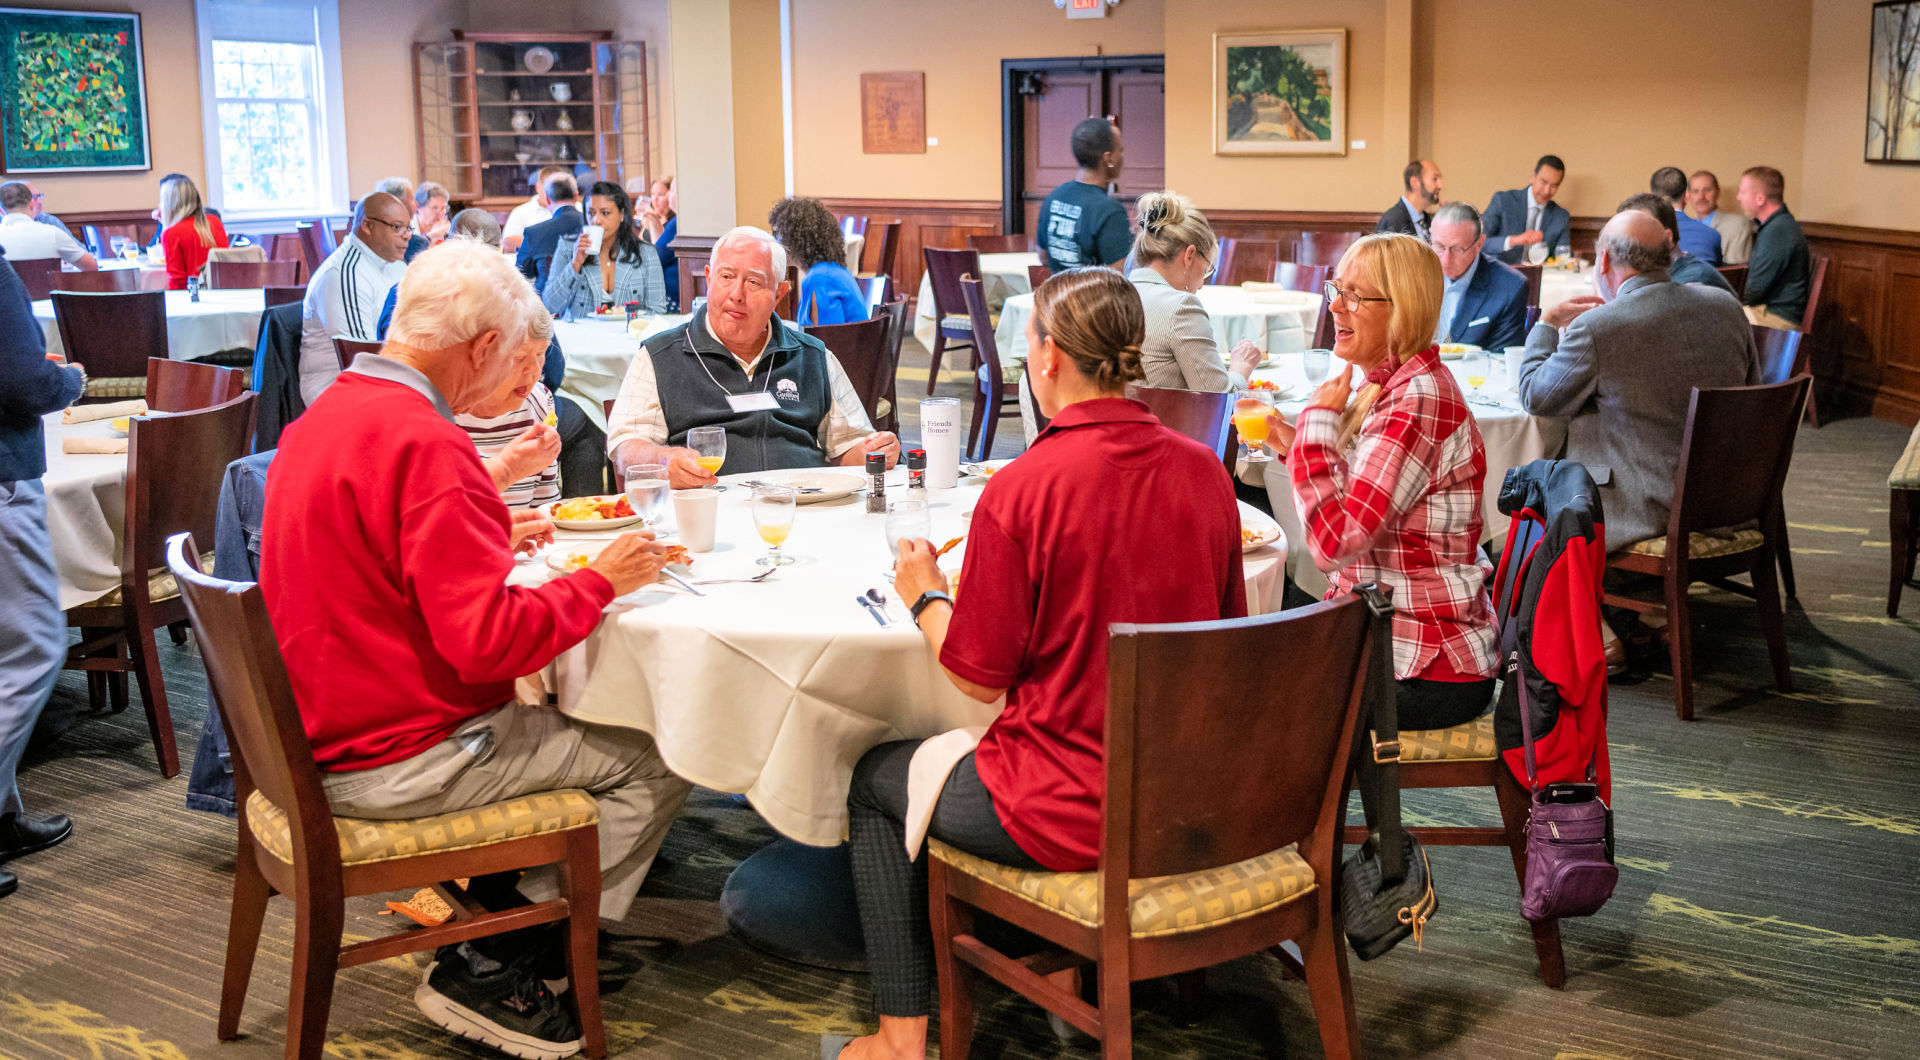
196, 0, 350, 217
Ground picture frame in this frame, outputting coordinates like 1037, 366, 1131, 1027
861, 72, 926, 155
1214, 29, 1346, 157
0, 7, 152, 173
1867, 0, 1920, 163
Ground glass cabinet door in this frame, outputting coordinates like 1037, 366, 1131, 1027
414, 42, 477, 198
594, 42, 649, 190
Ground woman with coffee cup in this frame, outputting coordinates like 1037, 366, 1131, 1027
543, 181, 668, 318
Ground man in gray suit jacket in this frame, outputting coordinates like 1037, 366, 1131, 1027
1517, 209, 1759, 553
1483, 155, 1570, 265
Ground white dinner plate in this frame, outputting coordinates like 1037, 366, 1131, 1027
1241, 512, 1282, 553
547, 496, 645, 531
765, 472, 866, 504
1436, 343, 1483, 361
545, 545, 605, 573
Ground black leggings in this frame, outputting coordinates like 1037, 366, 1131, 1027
1396, 677, 1496, 730
847, 740, 1044, 1017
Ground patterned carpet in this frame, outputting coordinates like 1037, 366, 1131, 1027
3, 351, 1916, 1059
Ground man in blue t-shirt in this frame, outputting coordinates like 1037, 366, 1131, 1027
1038, 118, 1131, 274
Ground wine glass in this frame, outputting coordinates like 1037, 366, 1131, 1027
752, 484, 798, 567
1302, 348, 1331, 389
624, 463, 670, 528
108, 236, 128, 259
1555, 242, 1572, 267
885, 495, 931, 558
1233, 391, 1276, 464
688, 426, 727, 487
1462, 349, 1490, 404
1526, 242, 1549, 266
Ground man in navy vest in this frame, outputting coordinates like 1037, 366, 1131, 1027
606, 226, 899, 487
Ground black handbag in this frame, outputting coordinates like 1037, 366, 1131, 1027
1339, 585, 1437, 960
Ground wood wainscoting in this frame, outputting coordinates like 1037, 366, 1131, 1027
817, 198, 1001, 297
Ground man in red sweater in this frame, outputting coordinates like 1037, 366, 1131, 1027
262, 239, 689, 1060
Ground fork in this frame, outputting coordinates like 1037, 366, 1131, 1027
742, 479, 825, 494
690, 567, 779, 585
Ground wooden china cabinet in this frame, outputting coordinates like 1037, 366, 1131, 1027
413, 31, 649, 211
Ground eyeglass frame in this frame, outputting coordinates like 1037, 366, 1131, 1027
1322, 278, 1393, 311
364, 216, 410, 235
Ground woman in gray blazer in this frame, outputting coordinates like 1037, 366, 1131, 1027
544, 180, 669, 318
1129, 190, 1265, 392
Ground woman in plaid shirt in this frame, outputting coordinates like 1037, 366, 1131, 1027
1275, 234, 1500, 730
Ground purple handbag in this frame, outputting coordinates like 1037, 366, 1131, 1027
1515, 678, 1617, 921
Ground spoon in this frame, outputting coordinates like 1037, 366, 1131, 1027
691, 567, 778, 585
864, 587, 892, 623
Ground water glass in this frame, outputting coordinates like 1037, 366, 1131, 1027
885, 495, 931, 558
752, 484, 798, 567
624, 463, 670, 527
1526, 242, 1550, 266
1302, 348, 1332, 388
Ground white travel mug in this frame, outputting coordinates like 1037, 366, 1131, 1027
920, 397, 962, 489
671, 488, 718, 552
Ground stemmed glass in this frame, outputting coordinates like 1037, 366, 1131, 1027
753, 484, 797, 567
1526, 242, 1550, 266
624, 463, 670, 528
688, 426, 727, 489
1555, 242, 1573, 267
1233, 390, 1276, 464
885, 495, 931, 558
1302, 347, 1331, 389
1461, 350, 1491, 405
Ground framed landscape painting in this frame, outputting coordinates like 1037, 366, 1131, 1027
1868, 0, 1920, 162
1215, 29, 1346, 157
0, 7, 152, 173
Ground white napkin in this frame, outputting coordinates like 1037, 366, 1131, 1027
903, 726, 989, 860
62, 437, 128, 455
63, 399, 148, 425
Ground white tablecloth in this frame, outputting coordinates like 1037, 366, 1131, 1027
41, 412, 129, 610
1538, 265, 1595, 314
33, 288, 266, 362
510, 464, 1287, 846
997, 285, 1322, 363
1251, 353, 1566, 599
912, 252, 1039, 350
551, 314, 690, 432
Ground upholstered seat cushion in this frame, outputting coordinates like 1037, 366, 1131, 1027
1892, 420, 1920, 490
938, 312, 999, 335
1378, 711, 1498, 763
86, 550, 216, 608
929, 839, 1315, 938
84, 377, 147, 401
246, 788, 599, 867
1625, 528, 1765, 560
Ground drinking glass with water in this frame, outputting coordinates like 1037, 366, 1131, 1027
624, 464, 671, 528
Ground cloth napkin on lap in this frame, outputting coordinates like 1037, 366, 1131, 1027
62, 399, 148, 425
63, 437, 128, 455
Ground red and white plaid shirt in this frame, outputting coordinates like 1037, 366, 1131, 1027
1290, 346, 1499, 681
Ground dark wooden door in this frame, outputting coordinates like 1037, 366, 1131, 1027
1013, 60, 1164, 239
1109, 70, 1165, 199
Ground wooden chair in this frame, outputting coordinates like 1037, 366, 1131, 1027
56, 268, 143, 293
923, 246, 983, 394
774, 263, 802, 321
929, 595, 1376, 1060
1218, 240, 1281, 286
1514, 264, 1544, 309
295, 221, 336, 274
865, 221, 900, 280
268, 232, 308, 269
331, 338, 382, 372
1604, 378, 1810, 720
968, 233, 1031, 254
140, 269, 174, 291
807, 315, 897, 436
923, 225, 995, 252
1125, 384, 1234, 462
1524, 306, 1542, 331
1270, 261, 1330, 294
11, 256, 62, 301
263, 285, 307, 308
52, 290, 168, 397
1294, 230, 1361, 267
1716, 264, 1748, 300
858, 274, 894, 317
163, 534, 609, 1060
83, 221, 152, 256
147, 358, 247, 413
1889, 421, 1920, 617
840, 215, 868, 239
209, 260, 301, 289
960, 275, 1020, 463
1027, 264, 1051, 291
1310, 299, 1337, 350
875, 297, 911, 432
63, 395, 255, 776
1753, 324, 1809, 599
1792, 256, 1829, 427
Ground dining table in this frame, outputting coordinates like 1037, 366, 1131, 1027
996, 284, 1322, 363
911, 251, 1040, 350
32, 288, 267, 363
1537, 262, 1596, 314
550, 314, 690, 432
40, 411, 131, 610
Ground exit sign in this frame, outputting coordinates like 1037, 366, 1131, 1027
1065, 0, 1107, 19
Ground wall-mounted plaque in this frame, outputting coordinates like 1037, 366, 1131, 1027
861, 72, 925, 155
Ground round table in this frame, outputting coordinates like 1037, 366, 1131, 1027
550, 314, 689, 432
40, 412, 130, 610
32, 288, 267, 363
912, 251, 1039, 350
1537, 265, 1595, 314
996, 285, 1321, 363
1249, 353, 1566, 599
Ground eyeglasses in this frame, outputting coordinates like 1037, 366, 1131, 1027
1430, 242, 1478, 257
1322, 279, 1393, 311
367, 217, 409, 235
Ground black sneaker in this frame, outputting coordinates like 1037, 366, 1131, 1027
415, 943, 582, 1060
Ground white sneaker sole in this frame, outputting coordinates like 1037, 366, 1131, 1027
414, 979, 583, 1060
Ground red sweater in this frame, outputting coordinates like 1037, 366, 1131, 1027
261, 369, 616, 771
162, 214, 228, 289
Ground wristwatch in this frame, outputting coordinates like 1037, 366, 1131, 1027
910, 590, 953, 625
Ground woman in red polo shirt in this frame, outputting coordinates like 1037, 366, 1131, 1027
158, 175, 228, 290
839, 267, 1247, 1060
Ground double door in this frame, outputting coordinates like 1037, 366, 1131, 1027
1009, 57, 1165, 239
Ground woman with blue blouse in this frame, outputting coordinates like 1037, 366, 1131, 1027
639, 175, 678, 311
544, 181, 667, 318
770, 196, 867, 325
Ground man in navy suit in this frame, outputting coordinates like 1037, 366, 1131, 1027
1482, 155, 1570, 265
1430, 202, 1528, 351
515, 174, 583, 294
1376, 159, 1442, 240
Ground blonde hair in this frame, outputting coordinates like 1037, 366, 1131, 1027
1131, 190, 1216, 266
1031, 266, 1144, 391
1330, 234, 1443, 448
160, 176, 213, 247
389, 237, 541, 353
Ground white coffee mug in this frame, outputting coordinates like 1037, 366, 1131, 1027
582, 226, 604, 257
1504, 346, 1527, 389
672, 489, 718, 552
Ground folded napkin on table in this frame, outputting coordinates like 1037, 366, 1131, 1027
1239, 280, 1284, 292
63, 437, 128, 455
63, 399, 148, 425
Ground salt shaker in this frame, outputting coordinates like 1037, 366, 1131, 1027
865, 452, 887, 514
907, 449, 926, 490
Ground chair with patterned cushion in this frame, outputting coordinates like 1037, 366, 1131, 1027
929, 595, 1375, 1060
163, 535, 608, 1060
63, 395, 255, 776
55, 268, 143, 293
52, 289, 167, 402
923, 246, 983, 394
960, 275, 1022, 462
1605, 378, 1809, 720
806, 315, 896, 435
1889, 421, 1920, 617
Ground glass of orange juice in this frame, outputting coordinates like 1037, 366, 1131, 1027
1233, 391, 1276, 464
688, 425, 727, 486
752, 484, 797, 566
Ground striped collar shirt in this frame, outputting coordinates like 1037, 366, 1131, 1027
455, 384, 561, 509
298, 234, 407, 405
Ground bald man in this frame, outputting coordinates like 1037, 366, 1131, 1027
298, 191, 412, 403
1517, 209, 1758, 555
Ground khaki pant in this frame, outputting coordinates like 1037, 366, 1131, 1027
323, 702, 692, 922
1744, 304, 1801, 331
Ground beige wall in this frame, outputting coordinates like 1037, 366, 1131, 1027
788, 0, 1166, 201
729, 0, 785, 228
1800, 0, 1920, 230
668, 0, 736, 233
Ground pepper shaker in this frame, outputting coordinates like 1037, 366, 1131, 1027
906, 449, 926, 491
865, 452, 887, 514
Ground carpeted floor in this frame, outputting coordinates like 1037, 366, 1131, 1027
2, 346, 1916, 1059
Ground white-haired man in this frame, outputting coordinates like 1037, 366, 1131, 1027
263, 239, 691, 1059
607, 225, 899, 486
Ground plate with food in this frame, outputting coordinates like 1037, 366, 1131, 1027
1245, 378, 1294, 399
547, 541, 693, 574
108, 417, 131, 436
548, 494, 643, 531
1436, 342, 1483, 360
765, 472, 866, 504
1241, 513, 1282, 553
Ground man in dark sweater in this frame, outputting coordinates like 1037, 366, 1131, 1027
1037, 118, 1131, 273
1737, 165, 1812, 330
0, 247, 85, 900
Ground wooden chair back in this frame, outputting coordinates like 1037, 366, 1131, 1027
263, 284, 307, 308
268, 232, 307, 268
1270, 261, 1330, 294
1515, 263, 1544, 309
774, 263, 801, 320
876, 295, 911, 411
1219, 240, 1282, 286
209, 260, 300, 289
1105, 594, 1374, 881
807, 315, 896, 434
1670, 379, 1811, 542
968, 233, 1031, 255
83, 221, 152, 256
331, 338, 382, 371
960, 276, 1007, 463
859, 274, 893, 316
840, 215, 868, 239
1753, 325, 1808, 386
1027, 263, 1050, 290
924, 225, 994, 252
56, 268, 143, 293
1125, 384, 1234, 461
52, 290, 167, 378
923, 247, 982, 327
128, 395, 256, 584
1796, 255, 1828, 333
1311, 301, 1337, 349
295, 221, 336, 273
1716, 264, 1748, 300
147, 358, 247, 413
11, 256, 61, 301
1524, 306, 1542, 331
1294, 230, 1361, 267
867, 221, 900, 279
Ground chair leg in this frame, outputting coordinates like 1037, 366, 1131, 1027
1751, 550, 1793, 694
927, 334, 947, 394
1097, 951, 1132, 1060
126, 622, 179, 777
85, 670, 106, 711
284, 894, 343, 1060
1892, 490, 1914, 618
1771, 507, 1796, 600
1663, 564, 1695, 721
1174, 969, 1207, 1027
167, 619, 190, 646
1494, 769, 1566, 989
928, 860, 976, 1060
108, 670, 129, 713
966, 375, 997, 465
218, 849, 273, 1040
1299, 888, 1362, 1060
563, 827, 608, 1058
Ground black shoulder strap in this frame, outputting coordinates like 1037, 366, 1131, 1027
1353, 583, 1406, 882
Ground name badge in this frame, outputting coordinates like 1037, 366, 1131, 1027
727, 392, 781, 412
1469, 316, 1490, 327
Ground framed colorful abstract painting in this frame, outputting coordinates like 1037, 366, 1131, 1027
0, 7, 151, 173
